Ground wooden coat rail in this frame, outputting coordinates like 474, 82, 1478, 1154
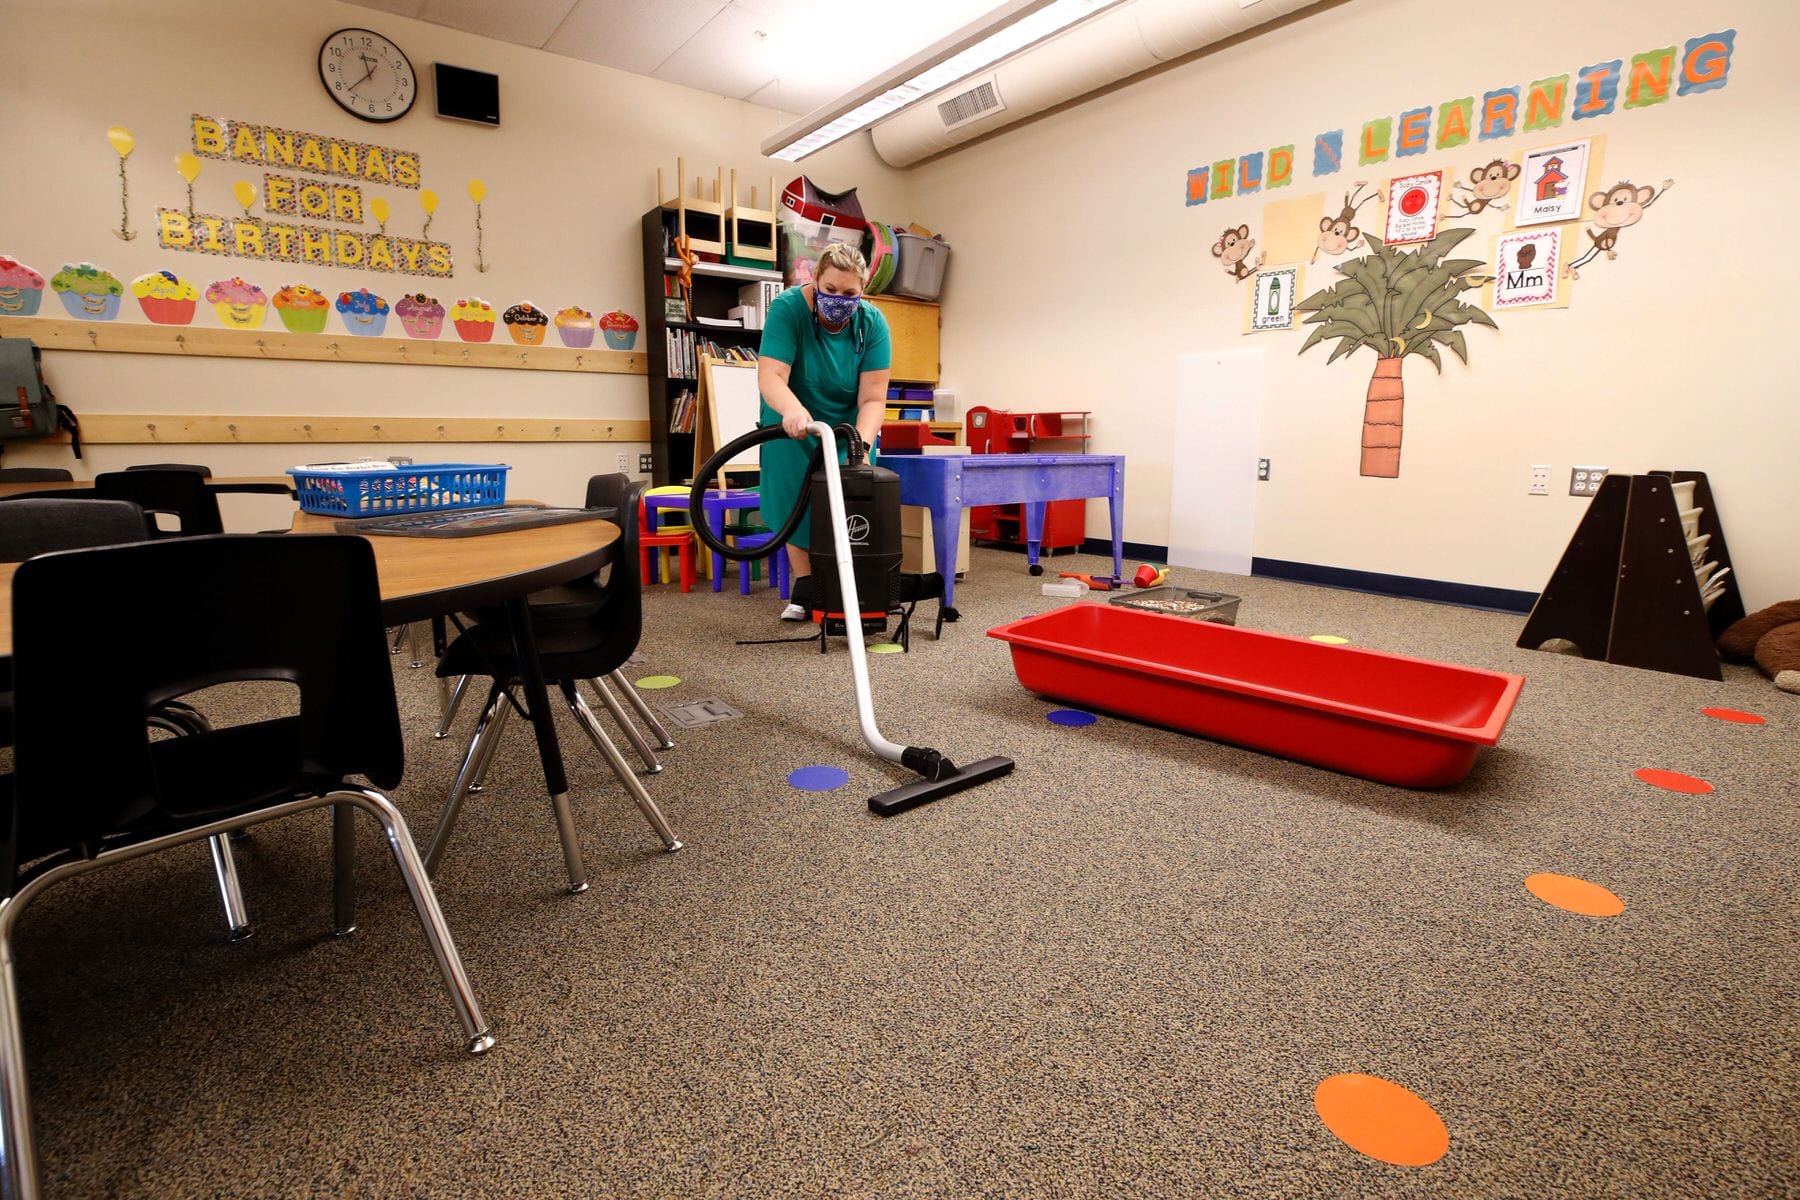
1518, 470, 1745, 680
0, 317, 646, 376
45, 414, 650, 446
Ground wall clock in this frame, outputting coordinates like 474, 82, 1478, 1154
319, 28, 417, 124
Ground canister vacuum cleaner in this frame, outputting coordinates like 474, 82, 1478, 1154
689, 421, 1014, 816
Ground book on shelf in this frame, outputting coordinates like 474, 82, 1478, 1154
694, 315, 743, 328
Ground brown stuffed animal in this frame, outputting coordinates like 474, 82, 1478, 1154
1718, 600, 1800, 694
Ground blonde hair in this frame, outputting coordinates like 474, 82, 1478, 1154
814, 241, 868, 282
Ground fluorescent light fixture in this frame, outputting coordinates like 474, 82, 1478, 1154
762, 0, 1123, 162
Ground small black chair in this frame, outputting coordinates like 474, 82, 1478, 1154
0, 469, 72, 483
0, 534, 493, 1198
125, 462, 212, 477
95, 469, 224, 537
0, 498, 257, 939
429, 478, 680, 883
436, 475, 674, 771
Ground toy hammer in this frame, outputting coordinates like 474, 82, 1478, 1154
1059, 572, 1121, 591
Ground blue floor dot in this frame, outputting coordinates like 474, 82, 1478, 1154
1047, 709, 1098, 727
788, 765, 850, 792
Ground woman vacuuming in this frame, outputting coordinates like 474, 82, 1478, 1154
756, 241, 892, 619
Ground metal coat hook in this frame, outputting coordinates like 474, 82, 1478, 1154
87, 329, 99, 346
227, 423, 239, 440
328, 342, 341, 358
303, 423, 314, 439
145, 422, 157, 439
372, 423, 383, 437
174, 334, 188, 353
255, 339, 268, 356
575, 354, 584, 367
552, 425, 562, 439
435, 424, 446, 437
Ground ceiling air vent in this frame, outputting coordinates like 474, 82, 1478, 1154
937, 77, 1005, 130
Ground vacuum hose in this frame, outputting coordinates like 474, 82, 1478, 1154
686, 422, 861, 562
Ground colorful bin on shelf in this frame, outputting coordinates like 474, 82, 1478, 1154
288, 462, 510, 518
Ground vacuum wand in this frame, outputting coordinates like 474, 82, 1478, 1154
687, 421, 1014, 816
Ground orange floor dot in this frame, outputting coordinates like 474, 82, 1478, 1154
1524, 872, 1625, 917
1633, 767, 1713, 794
1700, 707, 1766, 725
1314, 1074, 1449, 1167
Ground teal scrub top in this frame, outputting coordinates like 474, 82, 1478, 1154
757, 287, 891, 551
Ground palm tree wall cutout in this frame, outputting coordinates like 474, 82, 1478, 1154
1294, 226, 1497, 478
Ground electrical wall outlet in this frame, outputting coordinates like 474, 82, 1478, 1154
616, 453, 630, 473
638, 453, 654, 474
1257, 458, 1271, 481
1528, 464, 1551, 496
1570, 465, 1608, 496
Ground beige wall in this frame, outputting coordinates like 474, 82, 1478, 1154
0, 0, 911, 510
909, 0, 1798, 609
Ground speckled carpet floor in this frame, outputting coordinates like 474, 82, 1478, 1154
12, 548, 1797, 1197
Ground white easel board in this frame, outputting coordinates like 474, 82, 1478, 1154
692, 355, 762, 486
1169, 350, 1262, 575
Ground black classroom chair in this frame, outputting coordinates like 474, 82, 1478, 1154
125, 462, 212, 477
428, 477, 681, 884
0, 498, 256, 940
0, 534, 493, 1198
0, 469, 72, 483
435, 474, 675, 770
95, 469, 224, 537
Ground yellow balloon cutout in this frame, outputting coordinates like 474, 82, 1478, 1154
370, 197, 390, 224
232, 180, 255, 209
175, 153, 202, 184
106, 126, 135, 157
420, 189, 438, 214
467, 179, 486, 203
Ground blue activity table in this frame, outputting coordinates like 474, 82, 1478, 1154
883, 452, 1125, 617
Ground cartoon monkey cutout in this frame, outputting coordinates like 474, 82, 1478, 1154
1311, 182, 1382, 264
1212, 225, 1265, 282
1566, 179, 1674, 279
1448, 158, 1520, 217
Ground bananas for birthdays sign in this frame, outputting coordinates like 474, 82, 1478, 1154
156, 115, 453, 277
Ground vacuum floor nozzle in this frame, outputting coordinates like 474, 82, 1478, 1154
868, 756, 1016, 817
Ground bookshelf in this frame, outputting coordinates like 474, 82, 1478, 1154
641, 207, 784, 485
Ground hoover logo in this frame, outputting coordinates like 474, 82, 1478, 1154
846, 514, 870, 544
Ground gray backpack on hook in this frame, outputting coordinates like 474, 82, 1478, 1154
0, 337, 81, 458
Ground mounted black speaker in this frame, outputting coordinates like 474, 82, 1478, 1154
433, 62, 499, 126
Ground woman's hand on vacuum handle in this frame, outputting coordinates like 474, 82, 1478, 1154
780, 407, 812, 439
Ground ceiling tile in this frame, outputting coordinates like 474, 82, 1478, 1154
413, 0, 582, 48
650, 3, 783, 102
543, 0, 729, 75
340, 0, 430, 18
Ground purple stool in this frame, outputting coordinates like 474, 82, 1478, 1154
736, 532, 789, 599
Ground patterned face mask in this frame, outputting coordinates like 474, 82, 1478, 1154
814, 290, 860, 326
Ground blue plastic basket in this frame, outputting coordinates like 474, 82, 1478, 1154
287, 463, 511, 518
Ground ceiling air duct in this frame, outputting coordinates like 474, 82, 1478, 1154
870, 0, 1317, 168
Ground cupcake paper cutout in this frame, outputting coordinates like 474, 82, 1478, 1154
503, 302, 548, 347
395, 293, 445, 340
336, 288, 389, 337
0, 256, 46, 317
273, 284, 330, 334
51, 263, 124, 321
599, 309, 640, 351
131, 271, 199, 325
554, 305, 597, 349
206, 277, 267, 328
451, 297, 496, 343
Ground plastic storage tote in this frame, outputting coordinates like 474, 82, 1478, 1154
889, 233, 951, 301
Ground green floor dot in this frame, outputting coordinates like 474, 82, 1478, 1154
868, 643, 904, 654
635, 675, 681, 689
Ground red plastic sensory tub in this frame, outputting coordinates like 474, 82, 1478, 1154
988, 603, 1524, 788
